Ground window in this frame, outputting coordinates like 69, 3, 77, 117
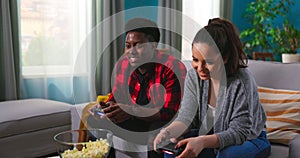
182, 0, 220, 60
20, 0, 92, 77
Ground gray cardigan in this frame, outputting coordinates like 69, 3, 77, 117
175, 68, 266, 149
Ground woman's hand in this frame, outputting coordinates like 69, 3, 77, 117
175, 136, 205, 158
88, 101, 111, 118
153, 128, 172, 151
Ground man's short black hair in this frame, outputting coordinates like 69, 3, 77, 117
125, 18, 160, 43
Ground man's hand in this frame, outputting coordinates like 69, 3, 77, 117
88, 102, 98, 116
88, 102, 111, 118
103, 103, 133, 123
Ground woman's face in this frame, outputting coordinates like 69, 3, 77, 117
192, 42, 223, 80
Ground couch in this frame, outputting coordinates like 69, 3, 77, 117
0, 99, 72, 158
70, 59, 300, 158
247, 60, 300, 158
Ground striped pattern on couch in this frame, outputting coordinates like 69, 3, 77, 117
258, 86, 300, 145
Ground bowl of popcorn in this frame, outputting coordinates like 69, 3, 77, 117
54, 129, 113, 158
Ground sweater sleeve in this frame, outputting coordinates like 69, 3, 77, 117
216, 81, 252, 149
159, 60, 187, 121
175, 69, 199, 126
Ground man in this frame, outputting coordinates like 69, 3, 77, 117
88, 18, 186, 157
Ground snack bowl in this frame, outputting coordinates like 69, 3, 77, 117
54, 129, 113, 158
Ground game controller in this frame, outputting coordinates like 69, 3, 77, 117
93, 107, 105, 117
157, 142, 185, 156
92, 102, 110, 117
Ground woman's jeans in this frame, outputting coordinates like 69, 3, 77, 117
164, 131, 271, 158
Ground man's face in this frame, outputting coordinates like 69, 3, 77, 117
124, 31, 155, 67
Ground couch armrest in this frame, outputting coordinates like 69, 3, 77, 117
71, 103, 89, 130
289, 134, 300, 158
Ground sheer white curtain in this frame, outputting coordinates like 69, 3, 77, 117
21, 0, 91, 76
20, 0, 93, 103
13, 0, 125, 104
181, 0, 220, 60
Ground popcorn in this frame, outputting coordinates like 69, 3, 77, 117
61, 139, 110, 158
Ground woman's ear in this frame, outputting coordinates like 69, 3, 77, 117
223, 58, 228, 64
223, 54, 229, 64
151, 42, 158, 49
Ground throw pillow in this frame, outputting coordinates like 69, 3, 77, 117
258, 86, 300, 145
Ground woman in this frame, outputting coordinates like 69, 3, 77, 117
153, 18, 271, 158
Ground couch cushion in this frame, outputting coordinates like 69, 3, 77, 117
289, 134, 300, 158
248, 60, 300, 91
184, 60, 300, 91
0, 99, 71, 138
269, 144, 289, 158
258, 87, 300, 145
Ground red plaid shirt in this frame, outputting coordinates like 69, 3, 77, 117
107, 51, 186, 121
